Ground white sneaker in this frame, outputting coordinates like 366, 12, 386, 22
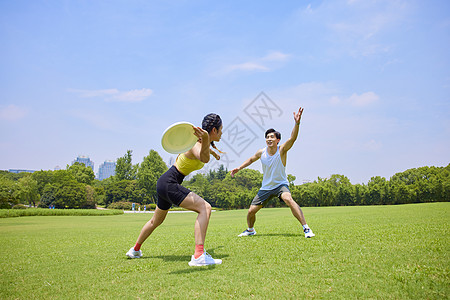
238, 229, 257, 237
304, 228, 315, 238
126, 247, 142, 258
188, 252, 222, 266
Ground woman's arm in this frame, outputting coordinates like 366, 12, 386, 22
189, 126, 211, 163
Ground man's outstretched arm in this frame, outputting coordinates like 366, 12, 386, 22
230, 149, 263, 177
281, 107, 303, 153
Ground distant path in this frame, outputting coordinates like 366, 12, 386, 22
123, 210, 216, 214
97, 207, 215, 213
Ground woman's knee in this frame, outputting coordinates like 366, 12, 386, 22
202, 200, 212, 216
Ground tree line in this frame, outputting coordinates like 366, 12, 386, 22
184, 164, 450, 208
0, 150, 167, 209
1, 149, 449, 209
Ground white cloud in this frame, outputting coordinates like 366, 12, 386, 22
0, 104, 28, 121
329, 91, 379, 107
69, 88, 153, 102
348, 91, 379, 106
325, 0, 410, 57
68, 89, 119, 98
329, 96, 341, 105
225, 62, 269, 72
223, 51, 291, 74
262, 51, 291, 62
109, 88, 153, 102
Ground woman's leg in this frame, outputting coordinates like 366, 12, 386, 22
179, 192, 212, 246
135, 207, 169, 245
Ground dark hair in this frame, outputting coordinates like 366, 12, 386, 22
265, 128, 281, 140
202, 113, 222, 150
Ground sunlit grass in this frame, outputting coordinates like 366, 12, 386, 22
1, 203, 448, 299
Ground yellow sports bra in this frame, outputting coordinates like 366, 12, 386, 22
176, 153, 205, 176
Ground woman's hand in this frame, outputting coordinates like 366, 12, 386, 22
193, 126, 209, 142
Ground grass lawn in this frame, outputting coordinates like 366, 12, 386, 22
1, 203, 448, 299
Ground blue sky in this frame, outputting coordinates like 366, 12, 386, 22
1, 0, 449, 184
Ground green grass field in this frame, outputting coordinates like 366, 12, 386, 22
1, 203, 448, 299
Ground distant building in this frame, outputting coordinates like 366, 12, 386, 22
8, 169, 35, 174
72, 155, 94, 171
98, 160, 116, 180
167, 156, 176, 168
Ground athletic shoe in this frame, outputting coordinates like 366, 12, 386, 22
188, 252, 222, 266
126, 247, 142, 258
238, 229, 257, 237
304, 227, 315, 238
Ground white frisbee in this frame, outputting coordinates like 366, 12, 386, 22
161, 121, 198, 154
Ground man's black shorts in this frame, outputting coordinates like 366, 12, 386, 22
251, 184, 290, 206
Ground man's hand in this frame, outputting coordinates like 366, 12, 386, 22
230, 168, 240, 178
294, 107, 304, 124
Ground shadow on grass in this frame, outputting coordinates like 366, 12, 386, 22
125, 246, 228, 273
252, 233, 302, 237
169, 264, 218, 274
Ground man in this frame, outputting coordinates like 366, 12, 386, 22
230, 107, 315, 238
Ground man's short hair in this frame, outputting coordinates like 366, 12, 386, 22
265, 128, 281, 140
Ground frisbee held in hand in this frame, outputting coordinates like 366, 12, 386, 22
161, 121, 198, 154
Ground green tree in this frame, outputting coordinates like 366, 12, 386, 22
287, 174, 296, 188
105, 179, 144, 205
137, 150, 168, 204
53, 179, 87, 209
15, 174, 39, 207
366, 176, 388, 205
231, 169, 263, 190
216, 165, 227, 181
67, 162, 95, 185
116, 150, 137, 181
84, 185, 97, 209
0, 175, 17, 208
38, 184, 57, 208
32, 170, 54, 196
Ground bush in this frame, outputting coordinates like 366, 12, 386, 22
80, 199, 97, 209
107, 201, 135, 210
0, 208, 124, 218
12, 204, 27, 209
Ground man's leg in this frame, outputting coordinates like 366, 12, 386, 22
280, 192, 306, 225
247, 204, 263, 228
238, 204, 263, 236
280, 192, 315, 238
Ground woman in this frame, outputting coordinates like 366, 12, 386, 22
126, 113, 223, 266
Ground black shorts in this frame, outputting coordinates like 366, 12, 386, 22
251, 184, 290, 206
156, 166, 191, 210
